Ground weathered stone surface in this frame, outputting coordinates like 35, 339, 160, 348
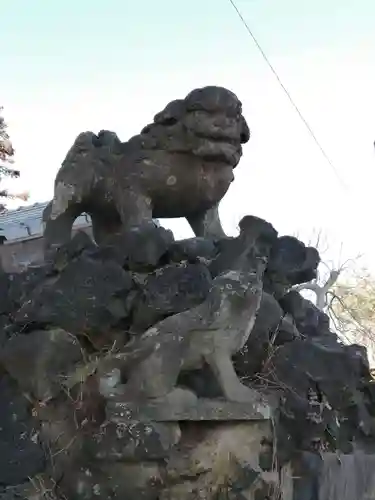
279, 290, 332, 339
234, 292, 299, 378
43, 86, 250, 253
58, 463, 114, 500
270, 338, 374, 457
37, 401, 82, 480
107, 394, 272, 422
0, 271, 11, 315
0, 316, 10, 348
49, 229, 96, 270
90, 223, 174, 271
14, 254, 134, 339
87, 420, 180, 461
209, 215, 279, 278
131, 262, 212, 331
0, 375, 45, 486
35, 376, 106, 482
161, 421, 276, 500
7, 474, 64, 500
5, 264, 53, 316
60, 461, 163, 500
264, 236, 320, 298
1, 328, 82, 401
168, 237, 218, 264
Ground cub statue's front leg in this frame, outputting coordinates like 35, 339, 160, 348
187, 204, 226, 239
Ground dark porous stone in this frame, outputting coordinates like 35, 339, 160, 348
60, 461, 163, 500
0, 271, 11, 315
1, 328, 83, 401
210, 216, 278, 278
97, 224, 175, 271
168, 237, 218, 264
0, 375, 45, 486
6, 264, 54, 315
279, 290, 333, 339
271, 338, 374, 454
0, 316, 10, 348
106, 394, 272, 422
14, 255, 134, 339
234, 292, 286, 378
87, 421, 180, 461
101, 462, 163, 500
49, 229, 96, 271
264, 236, 320, 297
132, 262, 212, 331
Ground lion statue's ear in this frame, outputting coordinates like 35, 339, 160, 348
153, 99, 185, 126
95, 130, 123, 153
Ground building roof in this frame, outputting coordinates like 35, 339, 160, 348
0, 202, 91, 243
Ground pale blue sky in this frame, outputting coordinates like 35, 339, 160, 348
2, 0, 375, 269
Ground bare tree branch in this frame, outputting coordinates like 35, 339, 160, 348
292, 230, 375, 365
293, 269, 341, 311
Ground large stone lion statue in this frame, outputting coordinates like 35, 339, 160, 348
42, 86, 250, 253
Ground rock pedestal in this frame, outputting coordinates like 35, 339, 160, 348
0, 218, 373, 500
0, 86, 374, 500
84, 396, 277, 500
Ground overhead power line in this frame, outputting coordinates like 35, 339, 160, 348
227, 0, 349, 191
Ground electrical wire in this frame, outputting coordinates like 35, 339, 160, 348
227, 0, 349, 191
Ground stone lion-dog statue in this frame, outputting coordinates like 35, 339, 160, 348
42, 86, 250, 253
106, 216, 278, 404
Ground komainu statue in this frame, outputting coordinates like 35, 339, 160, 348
42, 86, 250, 253
105, 216, 277, 405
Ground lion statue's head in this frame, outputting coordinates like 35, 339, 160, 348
126, 86, 250, 170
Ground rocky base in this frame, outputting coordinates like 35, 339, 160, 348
0, 221, 374, 500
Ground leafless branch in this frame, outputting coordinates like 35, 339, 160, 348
293, 268, 341, 311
